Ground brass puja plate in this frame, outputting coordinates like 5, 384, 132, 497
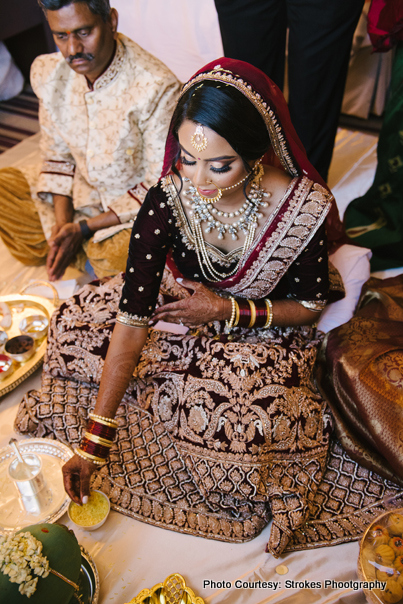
125, 573, 205, 604
357, 507, 403, 604
74, 546, 100, 604
0, 293, 56, 398
0, 438, 73, 534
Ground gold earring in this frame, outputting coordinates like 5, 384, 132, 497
251, 158, 264, 185
191, 124, 208, 153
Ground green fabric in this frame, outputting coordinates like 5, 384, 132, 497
344, 42, 403, 271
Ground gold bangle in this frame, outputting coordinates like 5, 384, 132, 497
264, 298, 273, 328
234, 299, 240, 327
89, 412, 118, 428
84, 432, 114, 448
75, 447, 107, 466
225, 296, 236, 330
247, 299, 256, 328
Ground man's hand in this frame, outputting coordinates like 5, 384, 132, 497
46, 222, 83, 281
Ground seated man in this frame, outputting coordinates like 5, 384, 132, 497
0, 0, 180, 280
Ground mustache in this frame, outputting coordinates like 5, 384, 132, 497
67, 52, 94, 63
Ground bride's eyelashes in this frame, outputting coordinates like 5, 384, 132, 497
180, 156, 232, 174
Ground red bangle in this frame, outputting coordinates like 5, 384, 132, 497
254, 300, 267, 328
237, 299, 251, 328
87, 419, 116, 440
80, 437, 110, 459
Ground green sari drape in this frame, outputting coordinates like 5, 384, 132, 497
344, 42, 403, 271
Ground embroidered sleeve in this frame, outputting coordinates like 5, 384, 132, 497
118, 183, 172, 325
287, 222, 330, 309
108, 182, 149, 224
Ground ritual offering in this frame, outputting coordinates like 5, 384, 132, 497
0, 523, 82, 603
19, 315, 49, 341
68, 491, 110, 531
358, 509, 403, 604
0, 293, 55, 399
5, 335, 35, 363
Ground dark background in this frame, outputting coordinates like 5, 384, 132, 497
0, 0, 55, 80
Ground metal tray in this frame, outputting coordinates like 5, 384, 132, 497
0, 438, 73, 534
126, 574, 205, 604
73, 546, 100, 604
0, 292, 56, 398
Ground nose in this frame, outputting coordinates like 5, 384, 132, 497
67, 34, 83, 57
192, 163, 211, 188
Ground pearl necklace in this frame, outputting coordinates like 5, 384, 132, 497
183, 176, 270, 282
184, 177, 269, 241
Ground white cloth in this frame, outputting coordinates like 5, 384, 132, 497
22, 34, 180, 240
0, 42, 24, 101
113, 0, 224, 82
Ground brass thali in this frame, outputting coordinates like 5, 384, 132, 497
126, 574, 205, 604
0, 291, 57, 398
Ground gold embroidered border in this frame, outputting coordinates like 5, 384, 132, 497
226, 179, 332, 298
42, 160, 75, 176
116, 310, 149, 327
294, 298, 327, 311
94, 36, 126, 90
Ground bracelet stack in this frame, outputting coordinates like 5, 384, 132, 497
75, 412, 118, 466
225, 297, 274, 330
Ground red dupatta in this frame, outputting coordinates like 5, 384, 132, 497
367, 0, 403, 52
161, 59, 345, 287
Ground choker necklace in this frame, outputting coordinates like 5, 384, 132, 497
182, 164, 270, 282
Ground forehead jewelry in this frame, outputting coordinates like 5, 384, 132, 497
191, 124, 208, 153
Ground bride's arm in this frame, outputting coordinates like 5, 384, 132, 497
62, 322, 148, 504
151, 278, 319, 327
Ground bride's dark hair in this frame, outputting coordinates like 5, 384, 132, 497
170, 80, 271, 174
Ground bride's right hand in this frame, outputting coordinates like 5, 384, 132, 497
62, 454, 96, 505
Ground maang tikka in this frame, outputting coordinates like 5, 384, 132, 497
191, 124, 208, 153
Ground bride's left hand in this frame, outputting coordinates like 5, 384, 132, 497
150, 278, 231, 327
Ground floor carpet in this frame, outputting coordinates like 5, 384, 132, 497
0, 88, 39, 154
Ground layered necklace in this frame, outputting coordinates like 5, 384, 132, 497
183, 163, 271, 282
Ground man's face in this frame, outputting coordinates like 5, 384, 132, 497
47, 2, 118, 83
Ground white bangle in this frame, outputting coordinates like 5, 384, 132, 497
264, 298, 273, 328
225, 296, 237, 331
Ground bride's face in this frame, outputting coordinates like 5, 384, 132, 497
177, 120, 249, 200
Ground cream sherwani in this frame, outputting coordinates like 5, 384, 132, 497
29, 33, 180, 240
0, 34, 180, 276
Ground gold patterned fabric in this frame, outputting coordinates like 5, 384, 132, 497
0, 168, 48, 265
316, 275, 403, 485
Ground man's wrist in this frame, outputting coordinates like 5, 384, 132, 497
78, 219, 93, 240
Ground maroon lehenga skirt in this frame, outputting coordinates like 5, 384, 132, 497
15, 274, 402, 556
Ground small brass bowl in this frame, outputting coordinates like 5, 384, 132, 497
19, 314, 49, 340
5, 335, 35, 363
68, 490, 110, 531
0, 354, 14, 381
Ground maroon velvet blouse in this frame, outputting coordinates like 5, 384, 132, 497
118, 178, 330, 324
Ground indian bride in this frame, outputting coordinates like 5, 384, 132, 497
16, 59, 349, 556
